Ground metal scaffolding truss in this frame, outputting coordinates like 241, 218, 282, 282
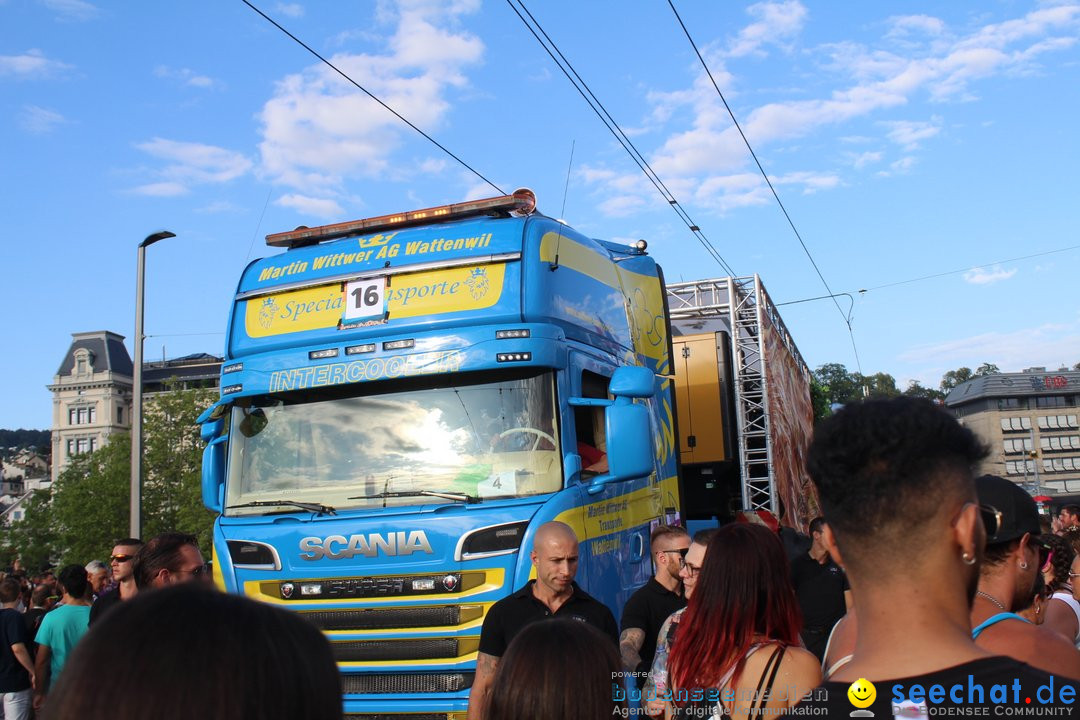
666, 276, 809, 516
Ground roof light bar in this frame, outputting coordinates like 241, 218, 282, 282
266, 188, 537, 249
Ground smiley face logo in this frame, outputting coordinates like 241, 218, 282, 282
847, 678, 876, 709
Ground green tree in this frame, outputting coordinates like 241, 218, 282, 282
141, 383, 217, 551
49, 434, 132, 566
813, 363, 862, 405
903, 380, 945, 401
940, 367, 974, 393
862, 372, 900, 399
809, 377, 832, 423
975, 363, 1001, 377
2, 488, 58, 571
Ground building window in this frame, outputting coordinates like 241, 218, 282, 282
1041, 435, 1080, 452
1035, 396, 1071, 408
1001, 417, 1032, 433
1005, 459, 1036, 476
1003, 438, 1034, 454
1042, 457, 1080, 473
1038, 415, 1080, 431
998, 398, 1023, 410
117, 406, 124, 424
68, 406, 97, 425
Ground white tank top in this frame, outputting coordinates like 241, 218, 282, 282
1050, 591, 1080, 648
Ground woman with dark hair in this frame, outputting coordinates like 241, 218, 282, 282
666, 523, 821, 718
1041, 534, 1079, 648
486, 618, 626, 720
41, 584, 341, 720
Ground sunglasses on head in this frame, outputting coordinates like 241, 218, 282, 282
979, 504, 1002, 538
110, 554, 134, 563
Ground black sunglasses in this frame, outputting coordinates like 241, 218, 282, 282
979, 504, 1002, 538
110, 554, 134, 563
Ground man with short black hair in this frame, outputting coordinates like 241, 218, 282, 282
89, 538, 143, 626
133, 532, 210, 590
790, 516, 850, 661
33, 564, 91, 711
790, 398, 1078, 716
466, 521, 617, 720
0, 576, 34, 720
619, 525, 690, 685
1058, 504, 1080, 533
971, 475, 1080, 678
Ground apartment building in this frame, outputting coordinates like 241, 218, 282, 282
945, 368, 1080, 496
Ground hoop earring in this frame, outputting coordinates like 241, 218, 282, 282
1019, 561, 1029, 571
962, 551, 976, 566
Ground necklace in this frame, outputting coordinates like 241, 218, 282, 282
977, 590, 1006, 611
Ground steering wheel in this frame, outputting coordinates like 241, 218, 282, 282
494, 427, 556, 451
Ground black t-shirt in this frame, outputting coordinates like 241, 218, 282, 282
89, 586, 123, 626
790, 656, 1078, 718
621, 577, 686, 685
0, 608, 31, 693
477, 580, 619, 657
790, 552, 848, 658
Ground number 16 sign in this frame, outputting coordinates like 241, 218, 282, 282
344, 277, 387, 321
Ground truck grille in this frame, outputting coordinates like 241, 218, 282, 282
341, 672, 473, 695
302, 605, 482, 631
333, 638, 478, 662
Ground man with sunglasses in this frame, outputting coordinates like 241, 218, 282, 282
133, 532, 211, 591
619, 525, 690, 687
88, 538, 143, 626
971, 474, 1080, 679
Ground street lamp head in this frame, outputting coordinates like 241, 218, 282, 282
141, 230, 176, 248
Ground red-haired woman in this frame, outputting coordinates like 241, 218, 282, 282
665, 523, 821, 718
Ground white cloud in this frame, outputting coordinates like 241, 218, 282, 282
882, 116, 943, 149
276, 194, 344, 218
725, 1, 808, 58
898, 322, 1080, 377
275, 3, 304, 18
963, 265, 1017, 285
574, 3, 1079, 219
257, 0, 483, 202
0, 49, 72, 78
133, 138, 253, 194
19, 105, 66, 134
131, 182, 189, 197
886, 15, 947, 40
40, 0, 98, 21
851, 151, 883, 169
154, 66, 219, 89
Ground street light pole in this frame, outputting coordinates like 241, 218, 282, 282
131, 230, 176, 538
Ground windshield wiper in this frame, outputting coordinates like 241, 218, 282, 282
347, 489, 481, 504
226, 500, 337, 516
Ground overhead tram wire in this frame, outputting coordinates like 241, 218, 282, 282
505, 0, 736, 278
666, 0, 862, 371
240, 0, 503, 196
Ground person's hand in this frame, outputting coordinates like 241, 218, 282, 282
33, 690, 45, 712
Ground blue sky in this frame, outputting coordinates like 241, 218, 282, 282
3, 0, 1079, 430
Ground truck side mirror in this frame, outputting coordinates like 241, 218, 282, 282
586, 366, 657, 494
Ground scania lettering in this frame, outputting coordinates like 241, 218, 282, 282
300, 531, 435, 560
200, 189, 682, 717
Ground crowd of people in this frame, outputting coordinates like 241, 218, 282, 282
5, 398, 1080, 719
0, 531, 341, 720
466, 398, 1080, 719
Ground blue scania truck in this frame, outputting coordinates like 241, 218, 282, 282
199, 189, 682, 717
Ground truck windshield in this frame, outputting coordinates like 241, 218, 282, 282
223, 370, 561, 515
